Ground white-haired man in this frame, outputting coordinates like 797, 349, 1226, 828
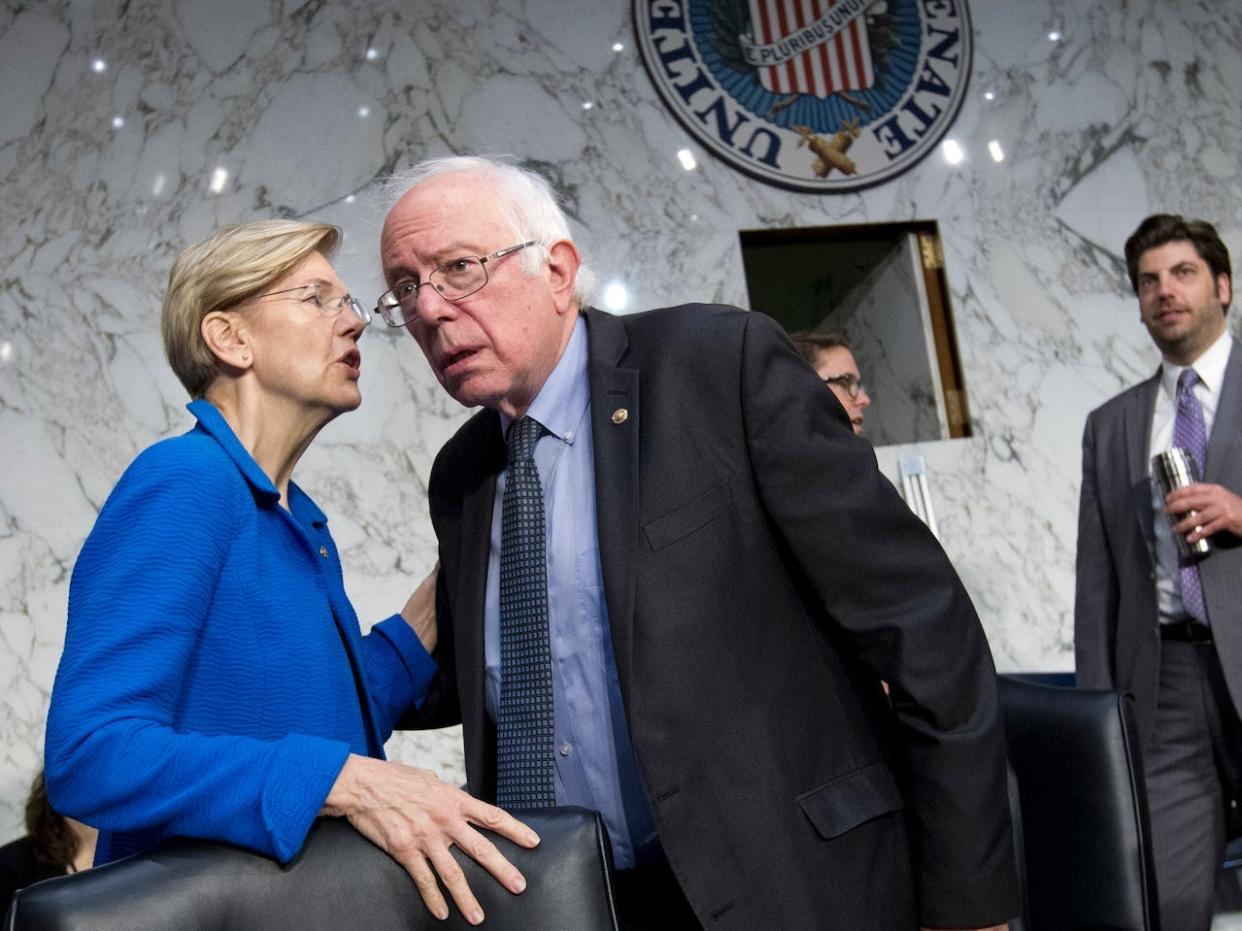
380, 155, 1018, 930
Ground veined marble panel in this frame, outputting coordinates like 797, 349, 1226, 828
2, 0, 1241, 838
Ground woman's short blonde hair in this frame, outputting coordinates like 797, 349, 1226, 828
161, 219, 341, 398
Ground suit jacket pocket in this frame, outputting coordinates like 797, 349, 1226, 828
643, 481, 734, 552
797, 761, 905, 839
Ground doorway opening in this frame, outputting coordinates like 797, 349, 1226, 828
739, 221, 970, 445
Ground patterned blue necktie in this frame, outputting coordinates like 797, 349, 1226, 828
1172, 368, 1210, 625
496, 416, 556, 808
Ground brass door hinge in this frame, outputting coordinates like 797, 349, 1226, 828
918, 233, 944, 271
944, 388, 967, 427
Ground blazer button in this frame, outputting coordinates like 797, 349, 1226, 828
319, 546, 329, 558
611, 408, 628, 425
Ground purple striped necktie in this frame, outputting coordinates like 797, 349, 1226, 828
1172, 368, 1209, 625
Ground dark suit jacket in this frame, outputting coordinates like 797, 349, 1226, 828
418, 305, 1018, 929
1075, 336, 1242, 745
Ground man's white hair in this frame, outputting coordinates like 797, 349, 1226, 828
377, 155, 596, 306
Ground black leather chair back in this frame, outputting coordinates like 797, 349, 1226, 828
7, 807, 617, 931
999, 674, 1159, 931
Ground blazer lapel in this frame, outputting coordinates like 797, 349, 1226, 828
1205, 337, 1242, 484
583, 310, 641, 699
455, 413, 504, 793
1127, 373, 1159, 561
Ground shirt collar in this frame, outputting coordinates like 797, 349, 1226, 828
186, 399, 326, 525
1159, 329, 1233, 399
498, 314, 589, 447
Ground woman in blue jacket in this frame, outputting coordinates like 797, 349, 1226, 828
44, 220, 536, 925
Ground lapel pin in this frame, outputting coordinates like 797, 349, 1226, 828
611, 408, 629, 425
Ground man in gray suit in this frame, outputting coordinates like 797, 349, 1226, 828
1076, 214, 1242, 931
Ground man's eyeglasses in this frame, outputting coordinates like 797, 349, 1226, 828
374, 241, 538, 328
255, 282, 371, 326
823, 373, 869, 400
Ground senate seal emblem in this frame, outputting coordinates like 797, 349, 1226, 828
634, 0, 972, 192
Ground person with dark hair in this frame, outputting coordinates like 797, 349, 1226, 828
1077, 213, 1242, 931
0, 770, 96, 918
1124, 213, 1233, 299
789, 330, 872, 434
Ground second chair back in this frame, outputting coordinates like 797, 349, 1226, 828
999, 674, 1159, 931
7, 807, 617, 931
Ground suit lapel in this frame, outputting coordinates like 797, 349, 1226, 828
1127, 373, 1160, 561
456, 413, 504, 792
1205, 337, 1242, 483
583, 310, 641, 698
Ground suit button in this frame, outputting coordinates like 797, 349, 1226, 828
559, 743, 572, 757
319, 546, 329, 558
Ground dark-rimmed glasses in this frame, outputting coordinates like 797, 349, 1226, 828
255, 282, 371, 326
374, 241, 538, 328
823, 373, 869, 400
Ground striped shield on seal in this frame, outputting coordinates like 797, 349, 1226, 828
743, 0, 876, 98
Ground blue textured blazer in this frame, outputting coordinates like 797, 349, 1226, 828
45, 400, 435, 865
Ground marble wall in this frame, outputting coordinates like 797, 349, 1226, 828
2, 0, 1240, 838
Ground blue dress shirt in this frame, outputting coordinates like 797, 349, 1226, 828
45, 400, 437, 866
485, 316, 657, 868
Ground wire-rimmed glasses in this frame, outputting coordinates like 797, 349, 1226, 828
255, 282, 371, 326
374, 241, 538, 328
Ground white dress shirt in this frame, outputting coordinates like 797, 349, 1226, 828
1148, 329, 1233, 622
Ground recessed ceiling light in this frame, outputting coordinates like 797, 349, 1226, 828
602, 281, 630, 312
